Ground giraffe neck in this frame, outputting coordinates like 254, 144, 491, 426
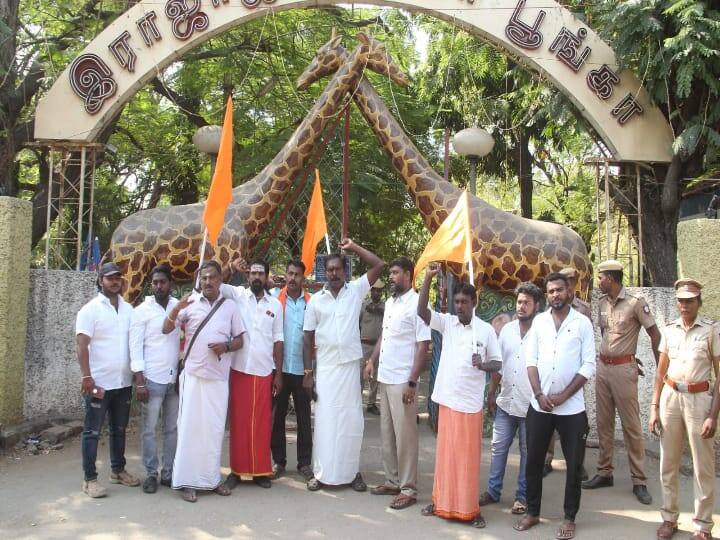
225, 46, 367, 235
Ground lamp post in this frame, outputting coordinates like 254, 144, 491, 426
452, 127, 494, 196
192, 125, 223, 176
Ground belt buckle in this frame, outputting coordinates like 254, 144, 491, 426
676, 382, 689, 393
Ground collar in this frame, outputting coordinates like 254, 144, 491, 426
452, 314, 477, 328
322, 282, 348, 296
608, 287, 627, 305
143, 295, 177, 309
97, 292, 123, 307
391, 288, 413, 303
670, 316, 706, 330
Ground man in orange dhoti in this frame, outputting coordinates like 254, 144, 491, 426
418, 266, 502, 528
221, 259, 284, 489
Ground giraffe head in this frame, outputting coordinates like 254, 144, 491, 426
296, 30, 409, 90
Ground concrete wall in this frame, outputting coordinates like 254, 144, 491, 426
0, 197, 32, 425
677, 218, 720, 321
23, 270, 97, 420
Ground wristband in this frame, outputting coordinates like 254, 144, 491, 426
407, 380, 417, 388
82, 375, 92, 380
136, 385, 146, 389
167, 313, 176, 323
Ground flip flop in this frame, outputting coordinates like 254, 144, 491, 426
214, 484, 231, 496
421, 504, 435, 516
389, 494, 417, 510
514, 516, 540, 531
511, 500, 528, 515
371, 484, 401, 495
470, 514, 487, 528
182, 488, 197, 503
556, 520, 576, 540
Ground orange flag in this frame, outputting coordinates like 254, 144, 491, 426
415, 190, 474, 284
301, 170, 329, 276
202, 97, 234, 246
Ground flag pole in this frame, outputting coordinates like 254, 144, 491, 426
195, 228, 208, 290
325, 234, 331, 254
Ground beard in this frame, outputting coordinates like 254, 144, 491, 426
250, 280, 264, 294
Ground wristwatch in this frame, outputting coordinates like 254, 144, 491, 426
225, 340, 232, 353
407, 380, 417, 388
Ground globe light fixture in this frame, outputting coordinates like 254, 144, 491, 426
452, 127, 494, 196
192, 125, 223, 155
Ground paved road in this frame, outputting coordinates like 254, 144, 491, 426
1, 409, 716, 539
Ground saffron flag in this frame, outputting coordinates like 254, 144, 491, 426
301, 170, 329, 276
202, 97, 234, 246
415, 190, 474, 283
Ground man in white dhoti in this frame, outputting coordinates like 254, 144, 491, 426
162, 261, 245, 503
303, 238, 384, 491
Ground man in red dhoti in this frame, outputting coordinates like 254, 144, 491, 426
221, 259, 284, 489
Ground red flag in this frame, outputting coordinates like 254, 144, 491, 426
202, 97, 233, 246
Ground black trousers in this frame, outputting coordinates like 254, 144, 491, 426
271, 373, 312, 468
526, 406, 588, 521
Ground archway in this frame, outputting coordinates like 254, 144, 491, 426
35, 0, 672, 164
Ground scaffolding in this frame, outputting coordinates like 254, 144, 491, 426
35, 142, 104, 270
587, 158, 644, 285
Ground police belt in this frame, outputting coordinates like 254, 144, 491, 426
599, 354, 635, 366
664, 376, 710, 394
361, 338, 377, 346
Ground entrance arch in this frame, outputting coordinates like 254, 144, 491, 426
34, 0, 673, 163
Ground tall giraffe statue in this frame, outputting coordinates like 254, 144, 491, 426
107, 32, 408, 302
297, 34, 592, 298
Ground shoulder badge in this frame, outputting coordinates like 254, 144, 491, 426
643, 304, 651, 314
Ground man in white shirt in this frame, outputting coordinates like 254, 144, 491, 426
221, 259, 284, 490
418, 266, 502, 528
514, 272, 596, 540
75, 262, 140, 498
129, 265, 181, 494
303, 238, 384, 492
162, 260, 245, 503
480, 282, 543, 515
364, 257, 430, 510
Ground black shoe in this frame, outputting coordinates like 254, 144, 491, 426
297, 464, 314, 481
580, 465, 589, 482
542, 462, 553, 477
350, 473, 367, 492
367, 405, 380, 415
142, 475, 158, 494
223, 473, 240, 491
633, 484, 652, 505
159, 476, 172, 487
254, 476, 272, 489
582, 474, 613, 489
272, 463, 285, 478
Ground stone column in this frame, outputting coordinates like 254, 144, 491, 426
677, 218, 720, 320
0, 197, 32, 425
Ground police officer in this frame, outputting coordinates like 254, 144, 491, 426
582, 259, 660, 505
544, 267, 591, 478
650, 279, 719, 540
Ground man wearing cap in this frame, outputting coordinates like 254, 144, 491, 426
76, 262, 140, 498
651, 279, 719, 540
544, 267, 591, 478
583, 259, 661, 505
360, 279, 385, 415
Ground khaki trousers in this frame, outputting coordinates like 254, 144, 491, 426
379, 382, 418, 497
659, 386, 716, 533
595, 360, 647, 483
361, 343, 379, 406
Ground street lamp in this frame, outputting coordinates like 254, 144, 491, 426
452, 127, 494, 196
192, 125, 222, 176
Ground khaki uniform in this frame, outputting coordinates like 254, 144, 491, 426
360, 299, 384, 406
595, 287, 656, 484
659, 318, 718, 534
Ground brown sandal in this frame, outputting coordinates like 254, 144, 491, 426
511, 499, 528, 514
657, 521, 678, 539
389, 494, 417, 509
371, 484, 401, 495
556, 520, 576, 540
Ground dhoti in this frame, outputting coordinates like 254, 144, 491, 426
229, 369, 273, 477
172, 371, 229, 490
313, 361, 364, 485
432, 405, 482, 521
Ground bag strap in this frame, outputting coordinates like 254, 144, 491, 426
183, 297, 227, 362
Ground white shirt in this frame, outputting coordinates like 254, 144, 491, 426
496, 320, 532, 418
129, 296, 180, 385
303, 274, 372, 366
75, 293, 133, 390
429, 311, 501, 414
221, 285, 284, 377
377, 289, 431, 384
525, 308, 596, 416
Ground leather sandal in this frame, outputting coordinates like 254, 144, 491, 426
556, 520, 576, 540
511, 499, 528, 514
371, 484, 401, 496
421, 503, 435, 516
470, 514, 486, 528
656, 521, 678, 539
389, 494, 416, 510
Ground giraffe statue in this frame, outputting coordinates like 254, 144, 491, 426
297, 34, 592, 298
107, 31, 408, 302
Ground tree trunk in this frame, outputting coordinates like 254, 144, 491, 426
517, 132, 533, 218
